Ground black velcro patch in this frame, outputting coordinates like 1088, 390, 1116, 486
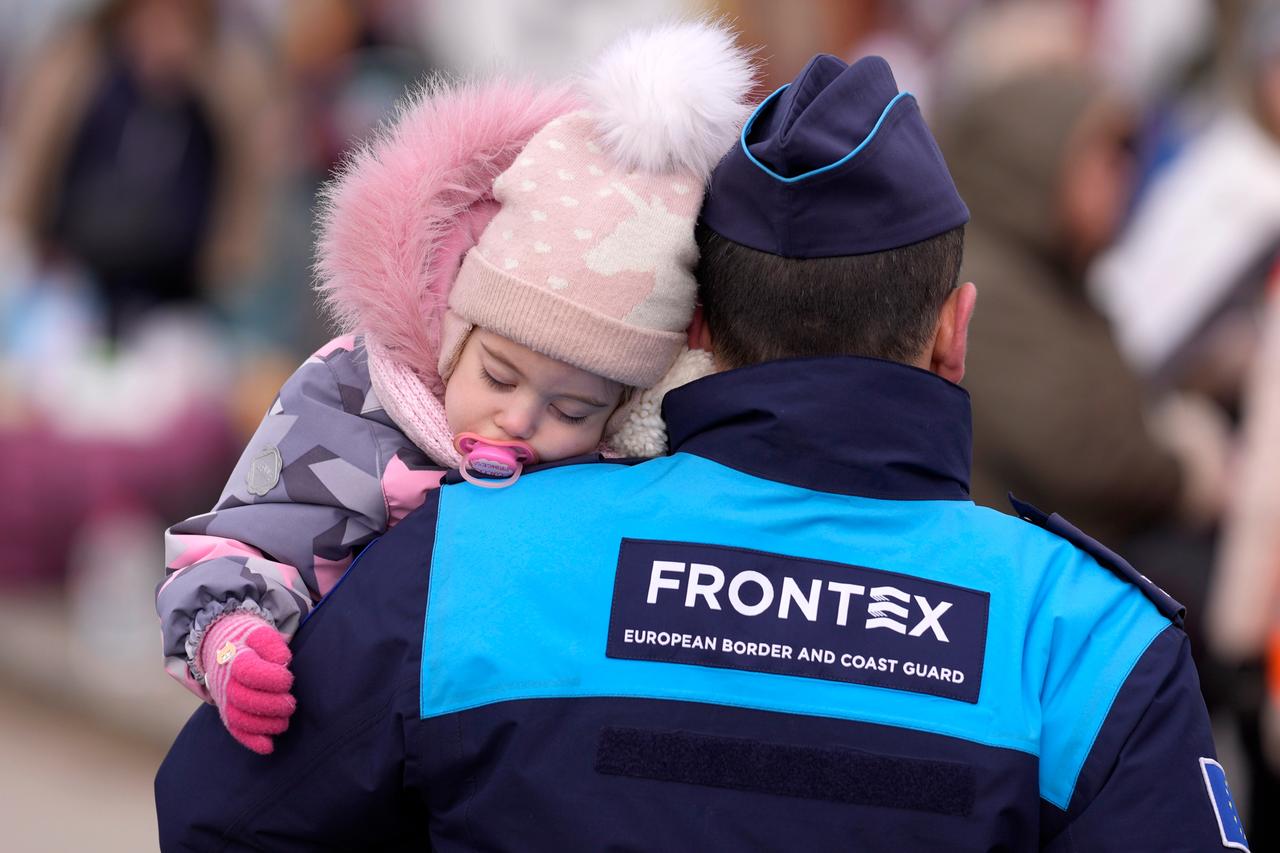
595, 727, 975, 817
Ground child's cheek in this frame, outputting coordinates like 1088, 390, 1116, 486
547, 425, 596, 461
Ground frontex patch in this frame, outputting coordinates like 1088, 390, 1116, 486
606, 539, 989, 702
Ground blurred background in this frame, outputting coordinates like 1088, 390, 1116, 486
2, 0, 1279, 849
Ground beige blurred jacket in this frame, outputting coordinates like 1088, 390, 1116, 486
941, 68, 1186, 548
1209, 290, 1280, 662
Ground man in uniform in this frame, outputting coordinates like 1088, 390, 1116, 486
157, 54, 1246, 851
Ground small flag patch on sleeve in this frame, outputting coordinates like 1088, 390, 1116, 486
1200, 757, 1249, 851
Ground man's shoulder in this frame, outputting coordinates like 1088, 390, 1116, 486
972, 499, 1190, 813
1003, 495, 1184, 626
951, 493, 1180, 623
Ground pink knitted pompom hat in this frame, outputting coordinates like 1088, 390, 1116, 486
313, 78, 582, 464
439, 20, 757, 390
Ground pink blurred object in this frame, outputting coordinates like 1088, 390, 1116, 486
0, 400, 236, 587
198, 611, 295, 755
453, 432, 536, 488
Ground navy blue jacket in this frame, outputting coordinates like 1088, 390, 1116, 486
156, 357, 1246, 852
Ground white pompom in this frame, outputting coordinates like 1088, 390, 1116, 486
582, 20, 757, 179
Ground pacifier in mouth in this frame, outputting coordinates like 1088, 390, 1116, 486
453, 432, 538, 488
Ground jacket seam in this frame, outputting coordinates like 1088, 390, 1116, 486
1052, 623, 1168, 811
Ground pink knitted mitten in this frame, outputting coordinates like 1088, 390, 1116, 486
198, 611, 296, 755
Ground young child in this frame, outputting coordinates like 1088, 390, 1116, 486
155, 21, 754, 754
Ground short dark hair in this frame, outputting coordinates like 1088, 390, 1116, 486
695, 223, 965, 369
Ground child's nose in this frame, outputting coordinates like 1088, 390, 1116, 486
494, 405, 536, 440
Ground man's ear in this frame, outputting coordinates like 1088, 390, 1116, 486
687, 303, 714, 352
929, 282, 977, 384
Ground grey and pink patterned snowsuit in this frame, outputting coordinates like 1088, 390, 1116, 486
157, 335, 445, 699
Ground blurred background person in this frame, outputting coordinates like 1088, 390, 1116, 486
938, 6, 1229, 559
0, 0, 272, 341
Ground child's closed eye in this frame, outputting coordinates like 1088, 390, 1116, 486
551, 406, 590, 425
480, 368, 514, 391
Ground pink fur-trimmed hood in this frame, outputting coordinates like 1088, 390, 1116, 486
314, 78, 580, 395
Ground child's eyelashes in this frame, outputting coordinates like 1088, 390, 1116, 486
551, 407, 589, 425
480, 368, 514, 391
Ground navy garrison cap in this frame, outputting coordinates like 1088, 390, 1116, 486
701, 54, 968, 258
